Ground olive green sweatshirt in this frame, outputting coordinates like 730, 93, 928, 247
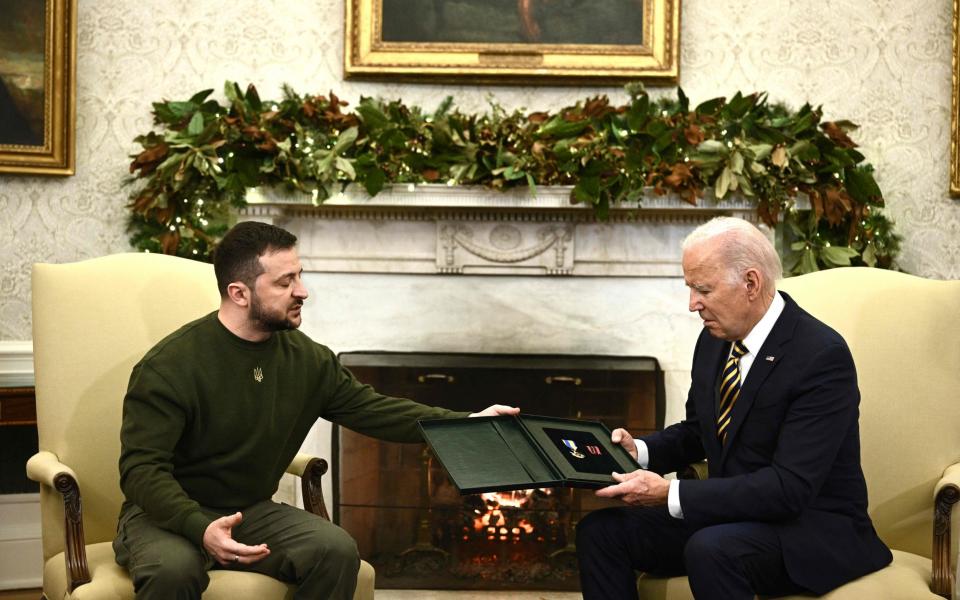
119, 311, 464, 547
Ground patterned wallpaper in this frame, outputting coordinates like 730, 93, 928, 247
1, 0, 958, 340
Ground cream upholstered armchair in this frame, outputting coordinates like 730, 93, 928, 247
27, 253, 374, 600
637, 267, 960, 599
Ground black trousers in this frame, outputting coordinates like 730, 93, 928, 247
576, 505, 809, 600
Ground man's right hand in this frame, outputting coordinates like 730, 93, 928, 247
611, 428, 638, 461
202, 512, 270, 566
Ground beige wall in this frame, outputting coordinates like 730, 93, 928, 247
1, 0, 958, 340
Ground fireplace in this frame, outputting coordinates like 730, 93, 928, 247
333, 352, 664, 590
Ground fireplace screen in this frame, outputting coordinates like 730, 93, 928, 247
334, 352, 664, 590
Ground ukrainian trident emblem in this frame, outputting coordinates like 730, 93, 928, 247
253, 366, 263, 383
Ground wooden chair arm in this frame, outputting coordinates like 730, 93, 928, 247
679, 460, 708, 480
286, 452, 330, 521
25, 451, 91, 592
932, 462, 960, 598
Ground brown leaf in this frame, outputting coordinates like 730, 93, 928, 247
242, 125, 264, 140
683, 124, 704, 146
160, 231, 181, 255
129, 142, 169, 175
679, 186, 700, 206
528, 111, 550, 124
422, 168, 440, 181
820, 122, 857, 149
823, 187, 853, 226
129, 191, 156, 212
663, 163, 694, 189
256, 138, 278, 152
757, 200, 779, 226
531, 141, 546, 157
809, 189, 824, 220
582, 96, 613, 119
770, 145, 788, 168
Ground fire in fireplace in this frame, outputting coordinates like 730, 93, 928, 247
334, 352, 664, 590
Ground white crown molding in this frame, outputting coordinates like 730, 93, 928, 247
0, 341, 34, 388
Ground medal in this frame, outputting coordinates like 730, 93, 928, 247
562, 439, 585, 459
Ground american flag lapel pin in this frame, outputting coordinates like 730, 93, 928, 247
765, 355, 775, 362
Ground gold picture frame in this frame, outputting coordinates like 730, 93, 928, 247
0, 0, 76, 176
344, 0, 680, 84
952, 0, 960, 196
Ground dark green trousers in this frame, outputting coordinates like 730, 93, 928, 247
113, 500, 359, 600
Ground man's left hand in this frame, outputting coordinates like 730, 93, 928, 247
468, 404, 520, 418
595, 469, 670, 506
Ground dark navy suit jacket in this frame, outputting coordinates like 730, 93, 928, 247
642, 292, 891, 594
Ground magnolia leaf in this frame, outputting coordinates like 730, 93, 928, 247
729, 151, 744, 175
335, 156, 356, 180
338, 126, 360, 150
356, 102, 390, 129
715, 167, 733, 198
845, 167, 882, 204
800, 248, 819, 274
244, 84, 262, 112
697, 140, 726, 154
736, 174, 754, 196
861, 242, 877, 267
224, 81, 243, 105
820, 245, 859, 267
790, 241, 808, 251
188, 89, 214, 104
363, 168, 386, 196
187, 112, 204, 136
695, 97, 725, 115
748, 144, 772, 161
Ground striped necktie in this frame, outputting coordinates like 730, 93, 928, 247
717, 340, 748, 444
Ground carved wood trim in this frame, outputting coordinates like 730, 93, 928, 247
301, 457, 330, 521
932, 483, 959, 598
53, 472, 90, 592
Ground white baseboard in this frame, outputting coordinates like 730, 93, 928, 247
0, 340, 34, 387
0, 493, 42, 590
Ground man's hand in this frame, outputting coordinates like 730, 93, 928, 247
468, 404, 520, 418
595, 470, 670, 506
202, 512, 270, 566
611, 427, 638, 461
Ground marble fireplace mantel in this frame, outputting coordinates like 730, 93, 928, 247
239, 185, 775, 277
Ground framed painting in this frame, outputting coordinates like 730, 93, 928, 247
0, 0, 76, 175
952, 0, 960, 196
344, 0, 680, 84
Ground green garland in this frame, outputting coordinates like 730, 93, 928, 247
126, 81, 900, 273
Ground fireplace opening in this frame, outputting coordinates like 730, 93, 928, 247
334, 352, 664, 590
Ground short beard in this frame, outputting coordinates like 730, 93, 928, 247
249, 293, 300, 332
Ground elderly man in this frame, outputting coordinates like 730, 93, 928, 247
114, 221, 517, 600
575, 217, 891, 599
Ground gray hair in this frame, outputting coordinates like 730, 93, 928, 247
682, 217, 782, 294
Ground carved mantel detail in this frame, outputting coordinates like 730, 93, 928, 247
438, 223, 574, 274
239, 185, 787, 277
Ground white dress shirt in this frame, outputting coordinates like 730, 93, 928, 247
636, 292, 786, 518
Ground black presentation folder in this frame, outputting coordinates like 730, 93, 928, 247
417, 413, 640, 494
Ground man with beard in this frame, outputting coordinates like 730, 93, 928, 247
115, 221, 518, 600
